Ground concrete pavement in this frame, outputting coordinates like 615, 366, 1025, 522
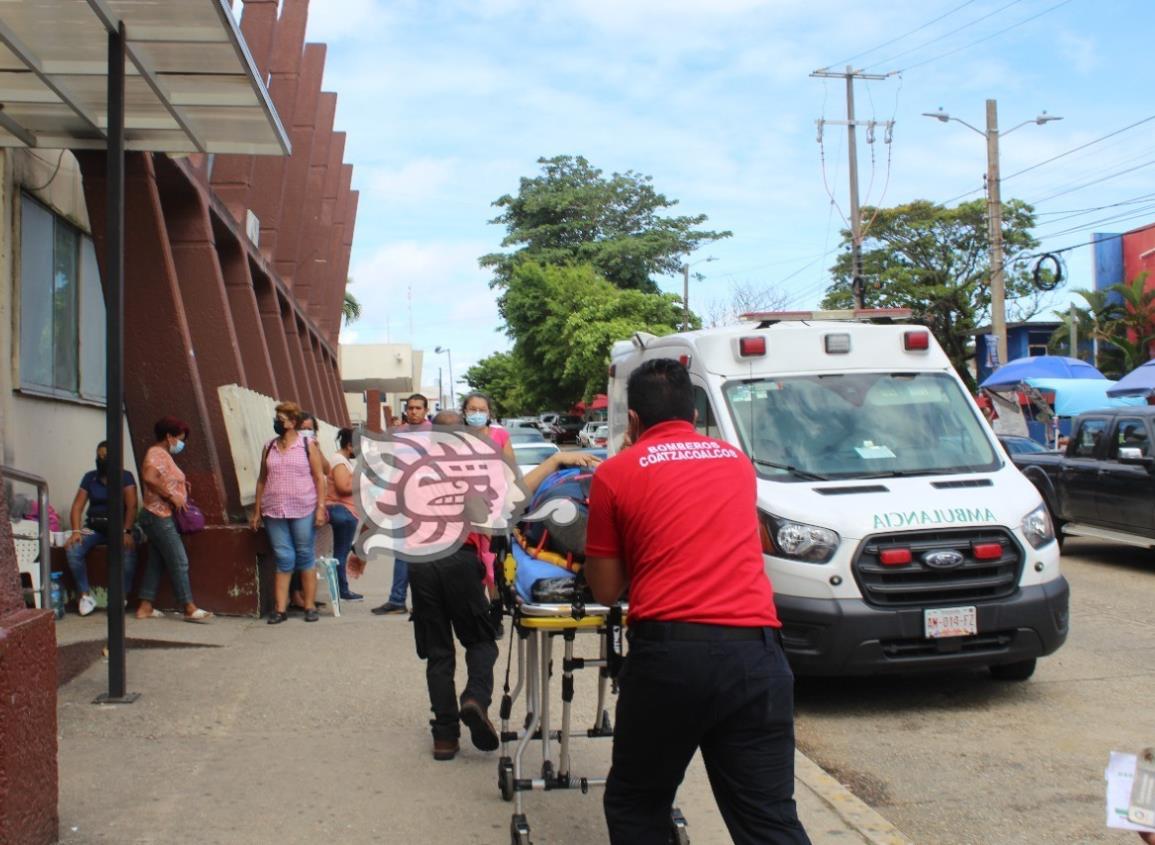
54, 562, 911, 845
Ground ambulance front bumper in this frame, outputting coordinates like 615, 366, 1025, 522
773, 577, 1070, 676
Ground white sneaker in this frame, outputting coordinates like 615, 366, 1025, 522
78, 594, 97, 617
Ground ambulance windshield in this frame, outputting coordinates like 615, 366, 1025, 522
723, 372, 999, 481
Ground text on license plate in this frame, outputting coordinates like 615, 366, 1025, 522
924, 606, 977, 639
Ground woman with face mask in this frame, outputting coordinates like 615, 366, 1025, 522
251, 401, 327, 623
462, 391, 515, 464
137, 417, 211, 621
325, 427, 362, 602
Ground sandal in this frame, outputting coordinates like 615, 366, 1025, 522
135, 609, 164, 619
183, 609, 213, 623
304, 608, 319, 622
267, 611, 288, 625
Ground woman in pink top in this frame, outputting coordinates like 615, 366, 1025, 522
250, 401, 326, 624
137, 416, 212, 622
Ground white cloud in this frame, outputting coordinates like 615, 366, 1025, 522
364, 158, 459, 203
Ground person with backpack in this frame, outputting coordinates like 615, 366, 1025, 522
585, 358, 810, 845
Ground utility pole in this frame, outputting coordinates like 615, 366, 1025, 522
682, 262, 690, 331
811, 66, 891, 309
985, 99, 1007, 367
1069, 303, 1078, 358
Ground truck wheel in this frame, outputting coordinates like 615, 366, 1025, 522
989, 658, 1036, 681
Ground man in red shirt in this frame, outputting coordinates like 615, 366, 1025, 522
586, 358, 810, 845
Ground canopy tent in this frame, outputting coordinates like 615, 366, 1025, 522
0, 0, 288, 704
980, 355, 1105, 390
1106, 360, 1155, 398
1023, 378, 1144, 417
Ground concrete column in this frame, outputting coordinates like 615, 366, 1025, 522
253, 273, 299, 401
283, 312, 319, 412
216, 227, 278, 397
366, 389, 382, 432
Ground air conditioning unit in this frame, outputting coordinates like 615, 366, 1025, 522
245, 209, 260, 247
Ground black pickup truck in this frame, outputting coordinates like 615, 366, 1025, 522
1012, 406, 1155, 549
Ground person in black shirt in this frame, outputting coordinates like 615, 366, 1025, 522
64, 441, 139, 616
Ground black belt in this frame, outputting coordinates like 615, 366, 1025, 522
629, 620, 769, 642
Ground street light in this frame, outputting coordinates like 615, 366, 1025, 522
434, 345, 453, 411
681, 256, 717, 331
924, 100, 1062, 366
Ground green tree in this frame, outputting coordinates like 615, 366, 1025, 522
481, 155, 731, 293
463, 350, 533, 418
821, 198, 1044, 390
343, 284, 361, 325
497, 261, 689, 409
1050, 274, 1155, 377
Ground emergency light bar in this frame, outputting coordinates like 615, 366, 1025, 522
741, 308, 913, 323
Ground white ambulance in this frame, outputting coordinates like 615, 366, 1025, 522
607, 309, 1069, 680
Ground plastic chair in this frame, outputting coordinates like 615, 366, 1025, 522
11, 518, 43, 607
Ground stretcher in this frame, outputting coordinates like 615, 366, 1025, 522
495, 551, 690, 845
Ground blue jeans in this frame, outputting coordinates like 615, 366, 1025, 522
66, 531, 137, 594
327, 505, 358, 595
265, 515, 316, 573
389, 558, 409, 605
138, 510, 193, 606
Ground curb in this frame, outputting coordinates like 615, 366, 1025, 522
795, 751, 914, 845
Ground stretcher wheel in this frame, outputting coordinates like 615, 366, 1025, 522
510, 813, 532, 845
498, 757, 515, 802
669, 807, 690, 845
599, 709, 612, 735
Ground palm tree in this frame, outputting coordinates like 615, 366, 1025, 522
343, 282, 361, 326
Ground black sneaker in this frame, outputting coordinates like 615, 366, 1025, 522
459, 699, 499, 752
340, 591, 364, 602
371, 602, 408, 615
304, 608, 319, 622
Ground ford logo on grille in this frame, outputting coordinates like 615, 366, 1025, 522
922, 550, 965, 569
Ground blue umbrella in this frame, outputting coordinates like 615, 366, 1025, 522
980, 355, 1105, 390
1106, 360, 1155, 398
1025, 378, 1144, 416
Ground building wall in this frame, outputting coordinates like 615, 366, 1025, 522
1122, 223, 1155, 288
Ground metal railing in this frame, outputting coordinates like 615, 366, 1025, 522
2, 465, 51, 610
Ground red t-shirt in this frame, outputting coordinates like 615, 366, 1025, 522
586, 419, 780, 627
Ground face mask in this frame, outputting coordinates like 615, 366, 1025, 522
273, 418, 286, 436
465, 411, 488, 428
95, 456, 108, 475
301, 429, 315, 440
169, 440, 185, 456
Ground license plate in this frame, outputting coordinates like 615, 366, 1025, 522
924, 606, 977, 639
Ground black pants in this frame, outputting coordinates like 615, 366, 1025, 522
408, 546, 499, 740
604, 625, 810, 845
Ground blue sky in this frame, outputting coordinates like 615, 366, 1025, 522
273, 0, 1154, 393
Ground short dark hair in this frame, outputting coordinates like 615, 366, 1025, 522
154, 416, 191, 443
461, 391, 493, 415
405, 393, 428, 409
336, 427, 354, 450
627, 359, 694, 430
299, 410, 317, 429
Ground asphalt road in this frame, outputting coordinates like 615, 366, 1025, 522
792, 536, 1155, 845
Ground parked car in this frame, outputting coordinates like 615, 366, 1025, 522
550, 415, 584, 444
577, 421, 600, 447
504, 417, 541, 431
998, 435, 1054, 456
1012, 406, 1155, 549
590, 424, 609, 448
509, 428, 547, 444
513, 441, 560, 475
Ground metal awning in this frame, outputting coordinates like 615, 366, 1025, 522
0, 0, 289, 155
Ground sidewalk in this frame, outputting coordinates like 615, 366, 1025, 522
54, 563, 911, 845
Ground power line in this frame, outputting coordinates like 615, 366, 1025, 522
1029, 156, 1155, 205
818, 0, 981, 71
896, 0, 1078, 74
1033, 202, 1155, 240
1034, 192, 1155, 218
1002, 113, 1155, 181
863, 0, 1025, 71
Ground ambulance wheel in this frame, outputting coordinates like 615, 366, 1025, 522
499, 758, 515, 802
989, 658, 1036, 681
510, 814, 532, 845
670, 807, 690, 844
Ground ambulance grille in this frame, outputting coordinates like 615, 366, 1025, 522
852, 528, 1023, 608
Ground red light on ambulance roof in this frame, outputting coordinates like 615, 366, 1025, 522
904, 331, 930, 351
879, 547, 912, 566
972, 542, 1003, 560
678, 354, 691, 367
738, 336, 766, 357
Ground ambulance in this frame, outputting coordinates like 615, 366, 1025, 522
607, 309, 1069, 679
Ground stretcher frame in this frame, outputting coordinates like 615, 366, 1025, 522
495, 593, 690, 845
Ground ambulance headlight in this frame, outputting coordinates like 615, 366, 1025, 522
1021, 503, 1055, 549
759, 512, 840, 563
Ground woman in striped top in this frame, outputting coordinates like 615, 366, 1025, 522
250, 401, 327, 624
